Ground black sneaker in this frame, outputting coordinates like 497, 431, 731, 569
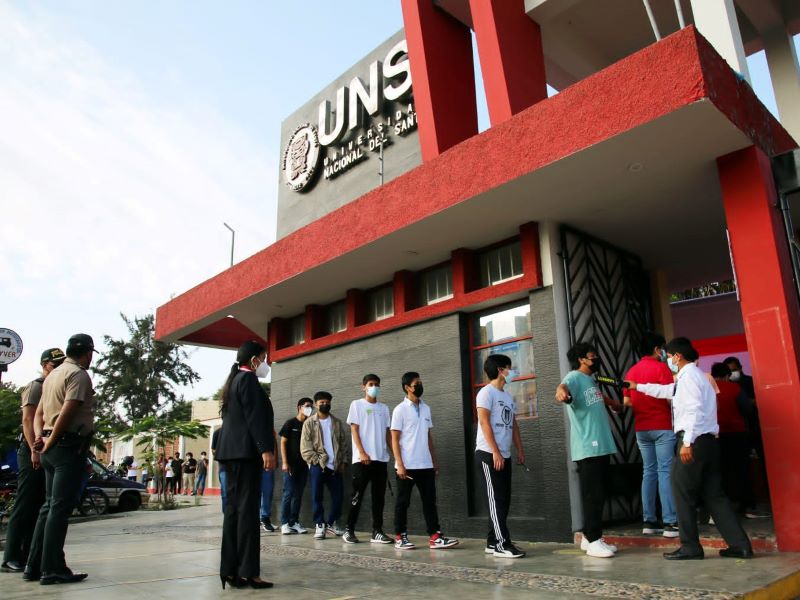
485, 543, 496, 555
342, 529, 359, 544
662, 523, 679, 538
260, 519, 275, 533
493, 542, 525, 558
371, 531, 393, 544
642, 521, 663, 535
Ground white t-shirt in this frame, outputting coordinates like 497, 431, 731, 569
390, 398, 433, 470
475, 384, 516, 458
166, 465, 174, 478
347, 398, 391, 463
128, 463, 138, 477
319, 416, 335, 470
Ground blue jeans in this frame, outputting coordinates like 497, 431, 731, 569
636, 429, 677, 524
194, 472, 206, 495
219, 469, 227, 513
280, 466, 308, 525
259, 469, 275, 521
309, 465, 343, 525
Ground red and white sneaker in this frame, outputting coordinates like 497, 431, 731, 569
429, 532, 459, 549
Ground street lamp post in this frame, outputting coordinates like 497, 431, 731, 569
223, 222, 235, 267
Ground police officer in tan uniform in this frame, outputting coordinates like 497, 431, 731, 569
1, 348, 65, 573
25, 334, 97, 585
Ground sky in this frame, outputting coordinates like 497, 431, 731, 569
1, 1, 797, 401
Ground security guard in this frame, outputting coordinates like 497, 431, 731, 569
1, 348, 65, 573
25, 334, 97, 585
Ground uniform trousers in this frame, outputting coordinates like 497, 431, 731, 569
220, 459, 262, 579
3, 441, 46, 566
346, 461, 387, 532
672, 433, 751, 553
394, 468, 440, 535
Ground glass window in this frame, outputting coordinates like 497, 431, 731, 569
367, 286, 394, 322
470, 301, 536, 419
289, 315, 305, 345
419, 265, 453, 306
325, 301, 347, 335
478, 240, 523, 287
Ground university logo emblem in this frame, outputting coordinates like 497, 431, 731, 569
282, 123, 321, 191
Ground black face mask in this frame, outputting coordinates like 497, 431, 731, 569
412, 383, 423, 398
317, 404, 331, 415
588, 357, 602, 373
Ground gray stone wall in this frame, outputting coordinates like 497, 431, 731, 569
269, 298, 573, 542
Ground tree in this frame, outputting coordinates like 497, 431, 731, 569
93, 313, 200, 430
0, 383, 22, 451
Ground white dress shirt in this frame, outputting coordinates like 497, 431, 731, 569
636, 363, 719, 445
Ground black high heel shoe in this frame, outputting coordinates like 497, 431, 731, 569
220, 575, 238, 589
239, 577, 273, 589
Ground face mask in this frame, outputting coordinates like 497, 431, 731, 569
729, 370, 741, 382
412, 383, 424, 397
302, 406, 313, 417
588, 357, 601, 373
255, 361, 270, 379
659, 349, 667, 362
667, 356, 680, 374
366, 385, 380, 398
504, 369, 519, 384
317, 404, 331, 415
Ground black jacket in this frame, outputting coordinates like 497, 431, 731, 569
215, 370, 274, 461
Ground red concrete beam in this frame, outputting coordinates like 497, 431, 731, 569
469, 0, 547, 125
401, 0, 478, 160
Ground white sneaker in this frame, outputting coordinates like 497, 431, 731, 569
280, 523, 295, 535
314, 523, 326, 539
326, 522, 346, 536
585, 539, 615, 558
291, 522, 308, 534
581, 536, 617, 553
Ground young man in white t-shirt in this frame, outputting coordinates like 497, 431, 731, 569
342, 374, 393, 544
476, 354, 526, 558
390, 371, 458, 550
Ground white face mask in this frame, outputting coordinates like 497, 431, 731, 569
302, 406, 313, 417
667, 355, 680, 374
366, 385, 380, 398
255, 361, 270, 379
729, 370, 741, 382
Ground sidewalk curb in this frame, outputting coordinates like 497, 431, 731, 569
742, 568, 800, 600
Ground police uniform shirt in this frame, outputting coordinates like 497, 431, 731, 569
21, 378, 44, 409
41, 357, 95, 435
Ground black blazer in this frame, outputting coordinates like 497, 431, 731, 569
215, 370, 274, 461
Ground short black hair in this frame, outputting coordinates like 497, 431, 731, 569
297, 397, 313, 408
362, 373, 381, 386
711, 362, 731, 378
567, 342, 597, 370
665, 337, 699, 362
314, 391, 332, 402
401, 371, 420, 391
187, 452, 193, 458
724, 356, 742, 369
483, 354, 512, 380
639, 331, 666, 357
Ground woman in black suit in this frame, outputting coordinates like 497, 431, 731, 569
216, 340, 275, 589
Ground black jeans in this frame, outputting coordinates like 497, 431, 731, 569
476, 450, 512, 547
672, 433, 751, 553
346, 461, 388, 532
575, 455, 609, 543
220, 460, 262, 579
27, 434, 88, 574
3, 441, 45, 565
719, 432, 755, 511
394, 468, 440, 535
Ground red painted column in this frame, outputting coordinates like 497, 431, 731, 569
452, 248, 477, 297
519, 221, 542, 288
345, 289, 366, 329
400, 0, 478, 161
469, 0, 547, 126
718, 145, 800, 551
267, 318, 287, 354
393, 270, 416, 314
305, 305, 325, 340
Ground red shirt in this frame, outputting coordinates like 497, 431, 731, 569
716, 380, 747, 433
624, 356, 674, 431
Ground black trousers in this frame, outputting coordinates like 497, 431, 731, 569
719, 432, 755, 512
394, 468, 440, 535
220, 460, 262, 579
3, 441, 45, 565
475, 450, 512, 547
672, 433, 751, 553
346, 461, 387, 532
576, 455, 608, 543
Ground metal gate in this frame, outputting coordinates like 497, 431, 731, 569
560, 225, 653, 522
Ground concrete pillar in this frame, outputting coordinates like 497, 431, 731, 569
763, 26, 800, 141
649, 270, 674, 340
718, 145, 800, 551
689, 0, 750, 82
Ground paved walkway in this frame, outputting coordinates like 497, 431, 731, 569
2, 499, 800, 599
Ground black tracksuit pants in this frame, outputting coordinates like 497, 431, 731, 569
394, 468, 440, 535
476, 450, 512, 547
576, 455, 609, 543
346, 461, 387, 532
